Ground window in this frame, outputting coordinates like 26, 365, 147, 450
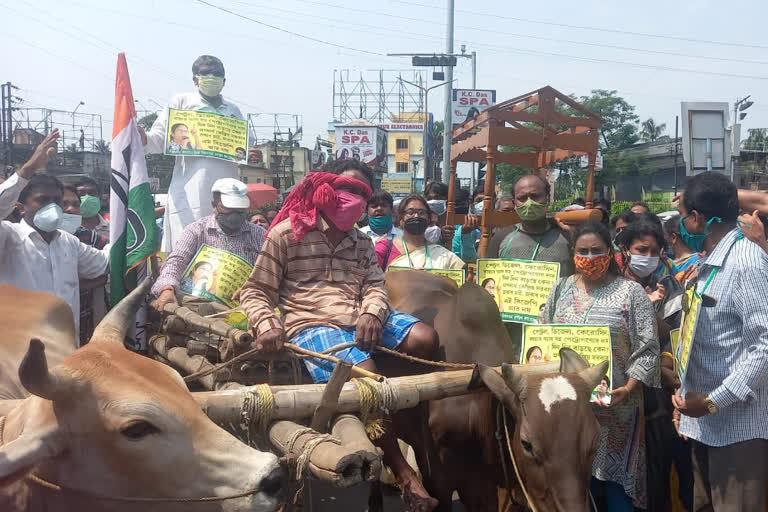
396, 162, 409, 173
396, 139, 409, 150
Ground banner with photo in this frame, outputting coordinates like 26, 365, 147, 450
476, 258, 560, 323
164, 108, 248, 162
522, 324, 613, 403
179, 245, 253, 307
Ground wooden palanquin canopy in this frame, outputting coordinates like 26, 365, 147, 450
446, 85, 603, 258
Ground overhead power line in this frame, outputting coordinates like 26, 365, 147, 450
233, 0, 768, 65
194, 0, 387, 56
391, 0, 768, 50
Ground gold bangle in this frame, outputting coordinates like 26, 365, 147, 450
661, 351, 675, 362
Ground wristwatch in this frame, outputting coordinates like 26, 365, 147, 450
704, 396, 718, 415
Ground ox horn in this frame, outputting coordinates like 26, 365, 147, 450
559, 348, 590, 373
19, 339, 71, 401
577, 360, 610, 394
91, 277, 153, 345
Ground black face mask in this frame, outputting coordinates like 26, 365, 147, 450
454, 204, 469, 215
404, 217, 428, 236
217, 211, 247, 232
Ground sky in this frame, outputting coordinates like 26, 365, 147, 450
3, 0, 768, 156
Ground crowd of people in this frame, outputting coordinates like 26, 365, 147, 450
2, 52, 768, 512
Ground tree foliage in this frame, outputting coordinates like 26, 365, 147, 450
577, 90, 640, 151
743, 128, 768, 151
640, 118, 666, 142
93, 139, 111, 154
138, 112, 158, 131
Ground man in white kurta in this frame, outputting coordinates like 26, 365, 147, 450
141, 55, 244, 252
0, 130, 109, 336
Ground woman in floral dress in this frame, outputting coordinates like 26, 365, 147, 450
540, 222, 660, 511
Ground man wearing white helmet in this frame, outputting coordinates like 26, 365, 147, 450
151, 178, 266, 310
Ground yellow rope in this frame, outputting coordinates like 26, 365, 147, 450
502, 408, 537, 512
352, 378, 386, 440
253, 383, 275, 433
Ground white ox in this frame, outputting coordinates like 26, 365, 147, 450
0, 280, 283, 512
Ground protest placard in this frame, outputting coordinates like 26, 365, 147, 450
164, 108, 248, 162
522, 324, 613, 400
670, 328, 680, 360
179, 245, 253, 307
476, 258, 560, 323
387, 266, 465, 287
675, 285, 701, 382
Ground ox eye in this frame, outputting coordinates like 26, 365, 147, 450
121, 421, 159, 440
521, 439, 533, 453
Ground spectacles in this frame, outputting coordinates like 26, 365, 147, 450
404, 209, 428, 217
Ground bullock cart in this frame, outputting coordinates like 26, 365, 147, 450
146, 298, 490, 493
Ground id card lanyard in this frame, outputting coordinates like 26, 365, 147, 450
502, 225, 542, 261
402, 237, 433, 270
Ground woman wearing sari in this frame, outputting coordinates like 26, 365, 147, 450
540, 222, 660, 511
375, 194, 465, 271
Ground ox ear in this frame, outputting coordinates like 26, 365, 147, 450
501, 363, 528, 400
471, 364, 521, 415
0, 426, 66, 485
91, 277, 153, 345
578, 361, 610, 396
559, 348, 590, 373
19, 339, 72, 401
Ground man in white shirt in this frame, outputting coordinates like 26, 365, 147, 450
138, 55, 244, 252
358, 189, 403, 243
0, 129, 109, 336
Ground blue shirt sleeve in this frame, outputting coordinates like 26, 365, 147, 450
451, 224, 478, 260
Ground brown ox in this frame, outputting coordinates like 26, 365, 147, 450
385, 270, 607, 512
0, 280, 284, 512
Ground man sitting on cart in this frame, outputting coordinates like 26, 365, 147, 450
151, 178, 266, 310
239, 159, 439, 509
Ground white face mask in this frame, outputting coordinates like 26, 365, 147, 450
33, 203, 63, 232
59, 213, 82, 234
425, 225, 442, 244
427, 200, 446, 216
629, 254, 659, 278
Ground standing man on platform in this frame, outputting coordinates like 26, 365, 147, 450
139, 55, 244, 251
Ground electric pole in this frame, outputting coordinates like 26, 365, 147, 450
442, 0, 455, 183
1, 82, 20, 167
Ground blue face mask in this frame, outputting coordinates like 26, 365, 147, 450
368, 214, 393, 234
680, 214, 721, 252
472, 202, 484, 215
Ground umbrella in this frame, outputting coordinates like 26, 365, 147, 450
247, 183, 279, 209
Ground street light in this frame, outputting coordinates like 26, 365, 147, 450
72, 100, 85, 130
400, 78, 454, 184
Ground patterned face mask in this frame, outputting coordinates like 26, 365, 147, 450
574, 253, 611, 281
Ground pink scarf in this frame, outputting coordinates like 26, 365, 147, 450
268, 171, 372, 241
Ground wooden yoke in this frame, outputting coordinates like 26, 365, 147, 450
446, 85, 602, 258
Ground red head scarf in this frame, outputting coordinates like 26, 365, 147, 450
268, 171, 373, 241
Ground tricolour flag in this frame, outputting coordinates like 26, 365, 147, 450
109, 53, 158, 350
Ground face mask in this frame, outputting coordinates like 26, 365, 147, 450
59, 213, 82, 234
629, 254, 659, 278
680, 214, 721, 253
515, 198, 547, 222
574, 253, 611, 281
425, 225, 442, 243
404, 217, 428, 236
80, 195, 101, 218
197, 75, 224, 97
368, 214, 393, 234
217, 211, 247, 232
472, 202, 484, 215
33, 203, 64, 232
427, 200, 446, 216
323, 190, 367, 232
